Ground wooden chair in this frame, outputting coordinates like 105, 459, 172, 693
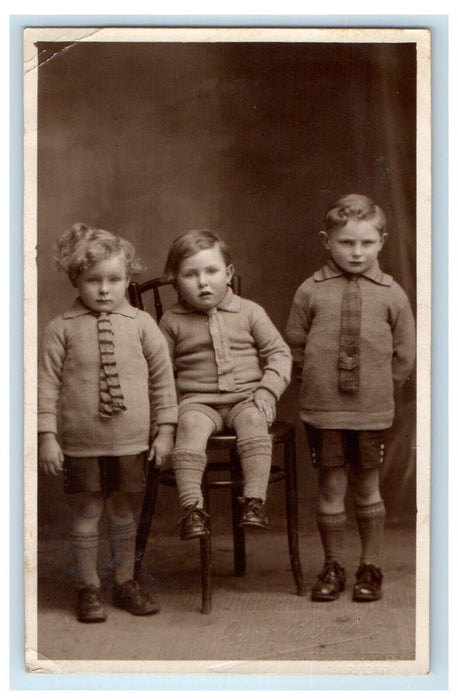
129, 276, 305, 613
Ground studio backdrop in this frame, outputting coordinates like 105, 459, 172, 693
35, 38, 417, 528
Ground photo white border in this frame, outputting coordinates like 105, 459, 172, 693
11, 12, 447, 691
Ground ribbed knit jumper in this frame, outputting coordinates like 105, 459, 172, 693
38, 297, 178, 456
159, 288, 292, 406
285, 260, 416, 430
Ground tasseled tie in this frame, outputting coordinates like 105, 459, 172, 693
96, 312, 127, 418
338, 275, 362, 393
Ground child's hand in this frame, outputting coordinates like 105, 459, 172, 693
38, 433, 64, 476
148, 424, 175, 467
254, 388, 276, 427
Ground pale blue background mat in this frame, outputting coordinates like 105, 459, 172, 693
10, 12, 448, 691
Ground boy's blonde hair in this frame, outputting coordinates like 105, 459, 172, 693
163, 229, 232, 285
323, 194, 387, 235
56, 223, 146, 286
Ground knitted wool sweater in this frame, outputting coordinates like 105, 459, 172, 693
285, 260, 416, 430
38, 297, 178, 457
159, 288, 292, 405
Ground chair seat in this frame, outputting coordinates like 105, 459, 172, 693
207, 420, 294, 450
159, 421, 294, 489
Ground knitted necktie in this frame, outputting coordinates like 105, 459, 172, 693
206, 308, 236, 392
97, 312, 127, 418
338, 275, 362, 393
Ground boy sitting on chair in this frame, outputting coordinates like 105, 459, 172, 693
159, 229, 292, 539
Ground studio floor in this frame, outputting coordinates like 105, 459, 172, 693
35, 514, 417, 670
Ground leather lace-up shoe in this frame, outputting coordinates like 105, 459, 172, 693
76, 586, 107, 623
179, 503, 210, 540
112, 579, 160, 615
238, 497, 269, 529
352, 563, 383, 602
311, 561, 346, 601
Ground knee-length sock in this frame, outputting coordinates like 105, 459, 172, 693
70, 532, 100, 589
108, 520, 137, 585
171, 448, 207, 509
236, 436, 272, 501
354, 500, 386, 566
316, 511, 347, 568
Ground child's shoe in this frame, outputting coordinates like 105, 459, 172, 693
352, 563, 383, 601
311, 560, 346, 601
179, 503, 210, 540
112, 579, 160, 615
76, 586, 107, 623
238, 497, 269, 529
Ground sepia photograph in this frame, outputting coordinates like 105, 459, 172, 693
23, 25, 431, 675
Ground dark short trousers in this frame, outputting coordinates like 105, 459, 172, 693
63, 452, 148, 495
304, 425, 387, 471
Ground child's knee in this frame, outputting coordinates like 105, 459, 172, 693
318, 467, 348, 503
176, 410, 215, 450
105, 491, 133, 523
178, 411, 214, 436
70, 492, 104, 520
350, 467, 381, 504
233, 406, 268, 437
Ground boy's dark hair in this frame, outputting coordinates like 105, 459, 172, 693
163, 229, 232, 284
56, 223, 146, 286
323, 194, 387, 235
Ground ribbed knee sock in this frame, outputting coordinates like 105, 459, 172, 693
70, 532, 100, 589
316, 511, 347, 567
236, 436, 272, 501
171, 448, 207, 509
354, 500, 386, 566
107, 520, 137, 585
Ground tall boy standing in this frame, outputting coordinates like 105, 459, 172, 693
286, 194, 416, 602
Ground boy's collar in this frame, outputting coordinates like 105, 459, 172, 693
171, 287, 241, 314
314, 259, 393, 286
63, 297, 138, 319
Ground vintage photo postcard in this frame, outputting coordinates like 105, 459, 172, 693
23, 26, 431, 675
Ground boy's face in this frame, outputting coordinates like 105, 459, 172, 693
176, 246, 234, 311
77, 256, 130, 313
320, 220, 388, 275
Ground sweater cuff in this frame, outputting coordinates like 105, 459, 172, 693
155, 406, 178, 426
37, 412, 58, 434
258, 372, 288, 401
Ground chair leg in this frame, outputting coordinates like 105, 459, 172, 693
134, 462, 161, 580
200, 534, 212, 614
284, 437, 306, 596
230, 452, 246, 577
200, 471, 212, 613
